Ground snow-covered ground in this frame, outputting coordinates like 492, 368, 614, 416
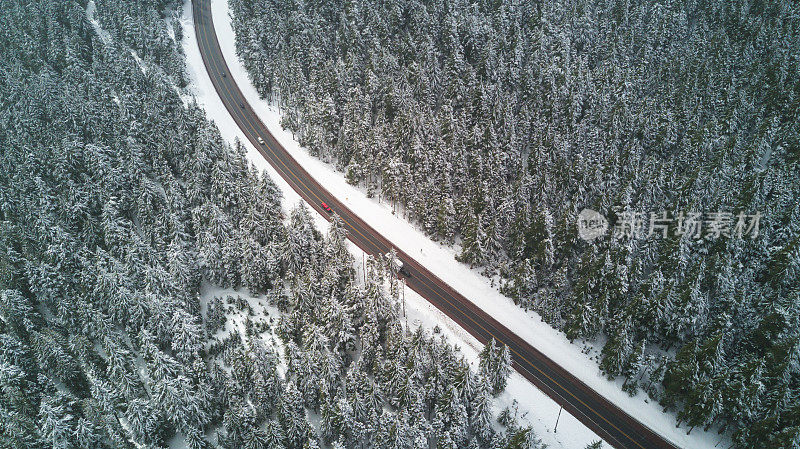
86, 1, 111, 45
181, 1, 731, 448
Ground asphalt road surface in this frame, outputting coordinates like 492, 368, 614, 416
191, 2, 680, 448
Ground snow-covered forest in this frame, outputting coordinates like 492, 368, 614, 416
229, 0, 800, 447
0, 1, 535, 448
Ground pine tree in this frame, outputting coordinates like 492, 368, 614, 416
600, 316, 634, 379
470, 375, 494, 444
280, 381, 312, 449
456, 213, 485, 268
479, 339, 513, 395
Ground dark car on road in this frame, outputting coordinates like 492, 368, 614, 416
386, 252, 411, 278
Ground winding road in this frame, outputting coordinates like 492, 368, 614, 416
191, 2, 679, 448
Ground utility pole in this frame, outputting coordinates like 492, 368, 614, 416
403, 279, 407, 328
554, 406, 562, 433
402, 279, 406, 317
